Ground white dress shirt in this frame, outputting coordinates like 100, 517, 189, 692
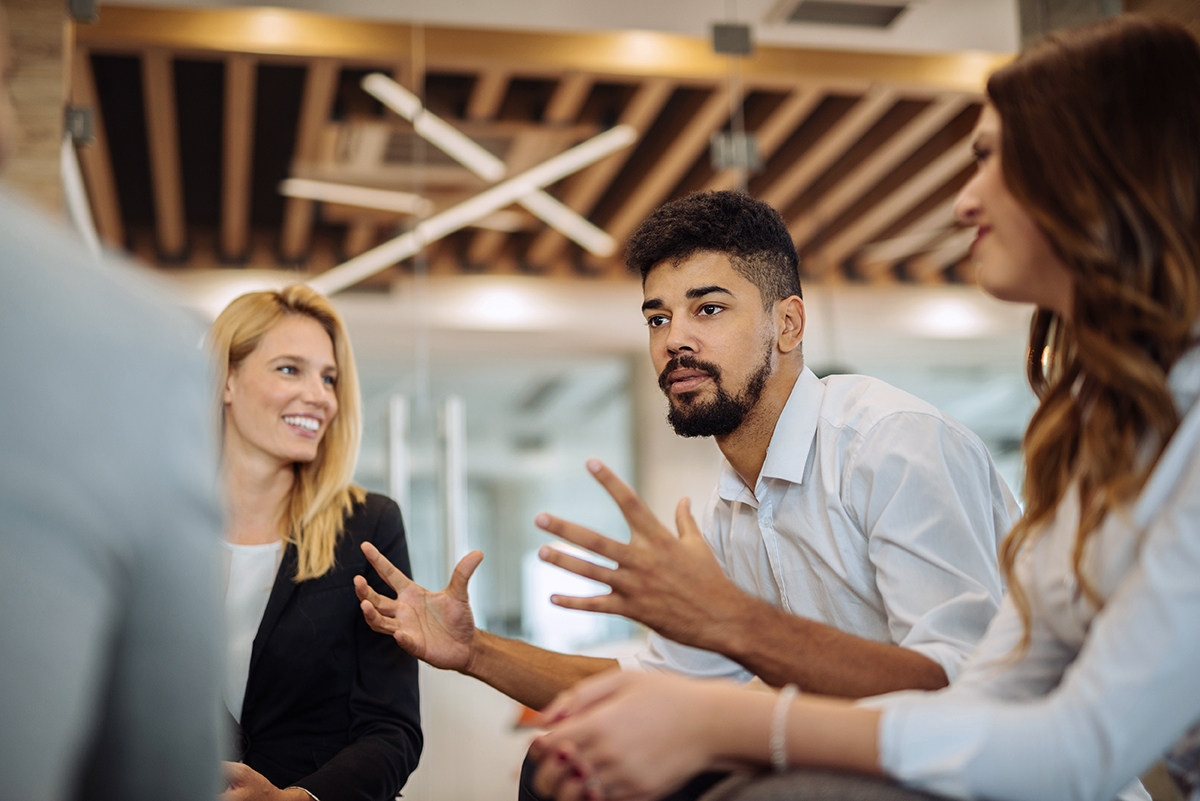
222, 540, 283, 723
619, 367, 1017, 683
873, 350, 1200, 801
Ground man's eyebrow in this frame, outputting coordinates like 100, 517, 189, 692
641, 298, 664, 312
686, 285, 733, 299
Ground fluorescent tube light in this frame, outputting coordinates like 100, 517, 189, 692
279, 178, 434, 216
361, 73, 619, 257
308, 124, 636, 295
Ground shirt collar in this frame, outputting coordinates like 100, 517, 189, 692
716, 366, 823, 501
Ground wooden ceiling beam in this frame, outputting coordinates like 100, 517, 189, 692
543, 72, 594, 124
810, 137, 974, 276
759, 86, 896, 214
703, 88, 824, 193
343, 219, 377, 260
904, 226, 975, 281
79, 6, 1007, 93
597, 85, 732, 266
280, 59, 340, 262
856, 195, 958, 265
466, 70, 511, 121
70, 47, 124, 249
525, 77, 673, 268
142, 49, 187, 259
788, 94, 970, 248
221, 54, 256, 261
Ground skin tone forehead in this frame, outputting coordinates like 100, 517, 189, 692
250, 316, 338, 374
973, 104, 1001, 146
641, 251, 761, 311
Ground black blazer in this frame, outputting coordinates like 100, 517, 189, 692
233, 493, 422, 801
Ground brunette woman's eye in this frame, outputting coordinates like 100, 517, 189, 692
279, 365, 297, 375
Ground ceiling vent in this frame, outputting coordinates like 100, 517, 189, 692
772, 1, 909, 28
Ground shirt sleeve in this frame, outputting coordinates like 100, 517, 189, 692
875, 479, 1200, 801
846, 412, 1012, 682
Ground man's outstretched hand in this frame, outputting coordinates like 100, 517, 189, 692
535, 459, 751, 653
354, 544, 484, 672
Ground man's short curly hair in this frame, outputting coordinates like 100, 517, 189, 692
625, 191, 802, 307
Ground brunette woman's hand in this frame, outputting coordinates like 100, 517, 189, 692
354, 542, 483, 672
529, 672, 736, 801
219, 762, 311, 801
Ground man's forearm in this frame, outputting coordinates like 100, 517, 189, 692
464, 630, 618, 710
713, 595, 948, 698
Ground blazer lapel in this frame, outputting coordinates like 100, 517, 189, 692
247, 543, 299, 683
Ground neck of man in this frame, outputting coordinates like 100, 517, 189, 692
715, 357, 803, 489
222, 432, 296, 545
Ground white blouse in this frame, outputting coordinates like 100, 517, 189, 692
872, 352, 1200, 801
221, 540, 283, 723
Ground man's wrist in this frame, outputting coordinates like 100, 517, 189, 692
461, 626, 488, 679
703, 588, 766, 660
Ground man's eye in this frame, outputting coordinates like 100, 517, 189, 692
646, 315, 669, 328
698, 304, 723, 316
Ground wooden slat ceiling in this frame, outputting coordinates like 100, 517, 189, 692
74, 5, 1008, 286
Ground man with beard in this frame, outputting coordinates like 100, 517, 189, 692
355, 191, 1013, 791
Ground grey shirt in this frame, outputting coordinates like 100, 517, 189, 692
0, 190, 224, 801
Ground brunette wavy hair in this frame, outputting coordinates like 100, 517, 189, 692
210, 285, 366, 581
989, 16, 1200, 640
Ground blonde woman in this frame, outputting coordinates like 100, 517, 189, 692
211, 286, 421, 801
528, 16, 1200, 801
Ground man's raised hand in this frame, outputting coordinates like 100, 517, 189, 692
354, 543, 484, 672
534, 459, 751, 652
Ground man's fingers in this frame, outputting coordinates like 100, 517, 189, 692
538, 545, 617, 586
447, 550, 484, 602
361, 541, 413, 592
586, 459, 668, 539
360, 599, 399, 635
536, 514, 627, 563
675, 497, 702, 542
551, 592, 619, 615
353, 574, 394, 610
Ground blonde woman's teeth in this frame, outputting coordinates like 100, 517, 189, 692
284, 416, 319, 431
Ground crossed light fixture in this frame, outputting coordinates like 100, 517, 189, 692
307, 124, 637, 295
360, 74, 619, 258
281, 72, 624, 275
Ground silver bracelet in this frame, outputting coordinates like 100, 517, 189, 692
770, 684, 800, 773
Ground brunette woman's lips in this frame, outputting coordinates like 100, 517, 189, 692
970, 226, 992, 255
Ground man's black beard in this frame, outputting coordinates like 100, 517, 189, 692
660, 346, 772, 438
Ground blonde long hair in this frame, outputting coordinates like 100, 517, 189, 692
987, 17, 1200, 645
210, 285, 366, 581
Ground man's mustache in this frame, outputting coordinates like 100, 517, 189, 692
658, 355, 724, 394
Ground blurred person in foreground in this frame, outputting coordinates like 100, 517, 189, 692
210, 286, 422, 801
528, 16, 1200, 801
0, 2, 225, 798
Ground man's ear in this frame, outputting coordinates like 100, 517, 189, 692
776, 296, 804, 355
